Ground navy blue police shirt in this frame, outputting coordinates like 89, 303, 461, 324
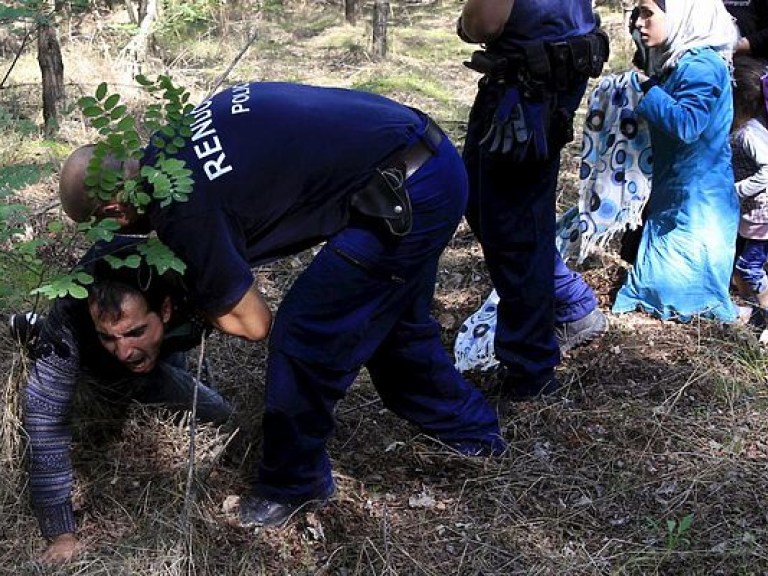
142, 82, 430, 316
488, 0, 596, 51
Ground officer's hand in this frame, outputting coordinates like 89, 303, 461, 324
39, 533, 82, 565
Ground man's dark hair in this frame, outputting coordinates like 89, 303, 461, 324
87, 260, 173, 322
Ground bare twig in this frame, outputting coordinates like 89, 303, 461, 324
205, 27, 260, 100
180, 333, 205, 528
0, 25, 36, 90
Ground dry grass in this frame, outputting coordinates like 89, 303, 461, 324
1, 1, 768, 574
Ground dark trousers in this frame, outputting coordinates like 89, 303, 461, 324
259, 135, 503, 503
89, 352, 232, 426
735, 237, 768, 295
463, 81, 596, 380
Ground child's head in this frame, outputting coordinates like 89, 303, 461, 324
732, 55, 768, 131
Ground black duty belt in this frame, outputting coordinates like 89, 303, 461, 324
464, 28, 610, 92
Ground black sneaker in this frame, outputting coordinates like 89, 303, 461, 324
235, 489, 334, 529
9, 312, 43, 349
555, 308, 608, 353
500, 372, 561, 402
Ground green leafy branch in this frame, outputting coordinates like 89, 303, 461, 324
34, 75, 196, 300
81, 76, 195, 212
0, 193, 46, 301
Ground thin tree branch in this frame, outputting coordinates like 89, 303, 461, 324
205, 27, 260, 100
0, 25, 37, 90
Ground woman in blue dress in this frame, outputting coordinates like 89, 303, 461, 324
612, 0, 740, 322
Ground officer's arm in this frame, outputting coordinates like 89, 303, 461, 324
460, 0, 515, 43
208, 284, 273, 342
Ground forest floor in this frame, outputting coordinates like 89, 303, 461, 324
1, 2, 768, 575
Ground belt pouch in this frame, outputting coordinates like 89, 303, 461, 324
568, 37, 591, 79
351, 164, 413, 237
521, 42, 550, 81
587, 29, 610, 77
548, 42, 571, 91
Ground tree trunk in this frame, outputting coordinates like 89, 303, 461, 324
344, 0, 357, 25
138, 0, 148, 22
622, 0, 635, 32
372, 0, 388, 60
37, 22, 65, 135
125, 0, 138, 24
119, 0, 157, 80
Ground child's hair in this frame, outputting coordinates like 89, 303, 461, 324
732, 55, 768, 131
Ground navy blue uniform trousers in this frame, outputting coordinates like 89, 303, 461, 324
260, 134, 503, 503
464, 80, 597, 381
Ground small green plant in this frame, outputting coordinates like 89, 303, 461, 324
0, 190, 44, 305
155, 0, 218, 40
665, 514, 693, 551
261, 0, 285, 18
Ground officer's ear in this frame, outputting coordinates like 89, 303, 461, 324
160, 296, 173, 324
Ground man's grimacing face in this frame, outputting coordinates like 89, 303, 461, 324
88, 292, 171, 373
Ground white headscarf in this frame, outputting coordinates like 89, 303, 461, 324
653, 0, 738, 72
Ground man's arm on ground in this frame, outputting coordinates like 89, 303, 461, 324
207, 284, 273, 342
24, 317, 82, 562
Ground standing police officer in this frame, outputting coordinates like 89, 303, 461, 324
458, 1, 609, 399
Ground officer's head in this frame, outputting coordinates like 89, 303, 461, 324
87, 265, 173, 374
59, 145, 142, 227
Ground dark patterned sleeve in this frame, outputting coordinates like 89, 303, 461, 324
24, 317, 81, 539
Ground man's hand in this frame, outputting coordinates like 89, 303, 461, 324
39, 533, 82, 565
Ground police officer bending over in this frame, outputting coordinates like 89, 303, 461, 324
57, 82, 505, 532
